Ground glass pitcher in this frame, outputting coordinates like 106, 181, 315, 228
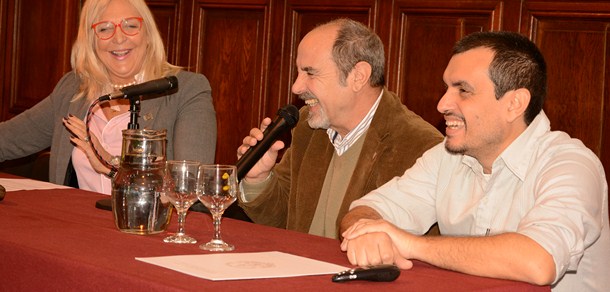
111, 129, 172, 235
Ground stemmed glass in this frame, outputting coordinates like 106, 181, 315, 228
196, 164, 238, 251
162, 160, 200, 244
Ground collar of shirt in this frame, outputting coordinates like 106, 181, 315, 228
326, 89, 383, 156
461, 110, 551, 181
499, 110, 551, 180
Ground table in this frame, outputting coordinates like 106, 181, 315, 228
0, 174, 549, 291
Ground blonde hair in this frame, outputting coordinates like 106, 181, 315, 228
70, 0, 181, 100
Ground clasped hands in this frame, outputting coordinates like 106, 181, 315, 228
341, 218, 420, 270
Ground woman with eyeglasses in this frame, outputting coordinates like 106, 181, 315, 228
0, 0, 217, 194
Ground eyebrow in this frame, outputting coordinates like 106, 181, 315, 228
300, 66, 318, 74
451, 80, 474, 92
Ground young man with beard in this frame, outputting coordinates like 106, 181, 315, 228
340, 31, 609, 291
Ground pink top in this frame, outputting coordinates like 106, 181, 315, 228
72, 106, 129, 194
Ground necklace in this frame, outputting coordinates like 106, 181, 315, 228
111, 80, 137, 90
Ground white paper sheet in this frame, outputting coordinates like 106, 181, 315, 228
136, 251, 349, 281
0, 178, 72, 191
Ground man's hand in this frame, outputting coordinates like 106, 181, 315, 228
341, 218, 415, 269
344, 214, 556, 285
236, 117, 284, 183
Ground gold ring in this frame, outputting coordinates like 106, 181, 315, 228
84, 136, 90, 143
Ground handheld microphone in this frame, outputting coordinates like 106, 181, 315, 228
98, 76, 178, 101
236, 104, 299, 180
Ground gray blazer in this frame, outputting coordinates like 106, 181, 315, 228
0, 70, 216, 185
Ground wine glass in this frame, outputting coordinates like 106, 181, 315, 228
196, 164, 238, 251
162, 160, 200, 244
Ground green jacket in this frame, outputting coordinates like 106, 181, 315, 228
239, 89, 443, 237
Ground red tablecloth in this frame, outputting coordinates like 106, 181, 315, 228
0, 176, 549, 291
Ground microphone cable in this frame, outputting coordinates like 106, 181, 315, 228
84, 99, 119, 177
82, 75, 177, 178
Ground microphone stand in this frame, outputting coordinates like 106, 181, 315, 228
127, 96, 141, 129
95, 96, 142, 211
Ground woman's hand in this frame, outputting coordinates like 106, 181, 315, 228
62, 114, 112, 175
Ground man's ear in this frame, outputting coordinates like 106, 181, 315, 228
507, 88, 531, 122
350, 61, 372, 91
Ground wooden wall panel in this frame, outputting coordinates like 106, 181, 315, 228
0, 0, 7, 120
1, 1, 608, 216
521, 1, 610, 194
190, 1, 269, 165
2, 0, 79, 119
146, 0, 181, 65
386, 0, 503, 131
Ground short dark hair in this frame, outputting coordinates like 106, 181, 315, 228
453, 31, 546, 125
325, 18, 385, 87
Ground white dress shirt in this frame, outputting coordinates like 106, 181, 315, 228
350, 111, 609, 291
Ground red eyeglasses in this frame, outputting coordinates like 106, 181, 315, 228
91, 17, 143, 40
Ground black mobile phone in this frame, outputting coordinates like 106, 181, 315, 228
332, 264, 400, 283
